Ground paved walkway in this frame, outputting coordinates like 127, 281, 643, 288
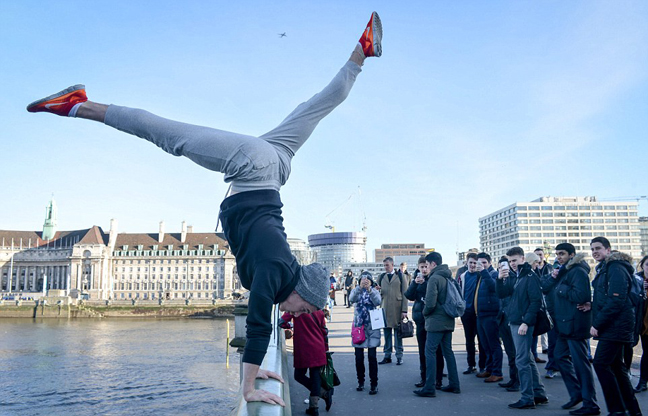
288, 293, 647, 416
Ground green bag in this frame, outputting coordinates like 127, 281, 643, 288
320, 351, 341, 390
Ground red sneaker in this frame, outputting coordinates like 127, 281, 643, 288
359, 12, 382, 57
27, 84, 87, 116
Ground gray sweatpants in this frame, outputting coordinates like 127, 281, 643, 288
104, 61, 362, 193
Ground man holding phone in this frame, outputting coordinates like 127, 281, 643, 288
497, 247, 547, 408
496, 256, 519, 391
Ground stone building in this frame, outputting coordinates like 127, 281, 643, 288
0, 199, 237, 301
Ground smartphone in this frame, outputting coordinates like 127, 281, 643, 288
500, 261, 510, 271
553, 262, 560, 270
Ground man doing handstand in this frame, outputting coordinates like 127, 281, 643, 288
27, 12, 382, 406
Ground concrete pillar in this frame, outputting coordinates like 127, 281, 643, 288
31, 266, 36, 291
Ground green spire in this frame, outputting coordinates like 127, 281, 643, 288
43, 196, 57, 241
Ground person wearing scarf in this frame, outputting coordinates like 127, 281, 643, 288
350, 271, 382, 395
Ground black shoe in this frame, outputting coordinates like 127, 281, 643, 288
569, 407, 601, 416
463, 366, 477, 374
508, 400, 536, 409
306, 407, 320, 416
534, 396, 549, 405
562, 398, 583, 409
435, 381, 443, 389
396, 358, 403, 365
440, 385, 461, 394
499, 379, 515, 388
635, 380, 648, 393
506, 383, 520, 392
356, 384, 364, 392
542, 349, 548, 354
413, 389, 436, 397
378, 358, 392, 365
415, 380, 425, 388
324, 389, 333, 411
369, 386, 378, 395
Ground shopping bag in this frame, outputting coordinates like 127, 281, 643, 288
369, 308, 385, 330
320, 351, 341, 390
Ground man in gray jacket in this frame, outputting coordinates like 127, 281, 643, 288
413, 252, 460, 397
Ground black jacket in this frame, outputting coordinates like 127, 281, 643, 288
405, 271, 428, 324
497, 263, 542, 326
475, 267, 500, 317
496, 267, 519, 324
592, 251, 636, 343
548, 253, 592, 340
220, 190, 300, 365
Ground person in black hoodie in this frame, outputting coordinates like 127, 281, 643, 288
544, 243, 599, 415
497, 247, 547, 409
405, 256, 445, 388
589, 237, 642, 416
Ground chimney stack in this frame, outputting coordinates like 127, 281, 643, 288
181, 221, 188, 243
158, 221, 165, 243
187, 225, 193, 234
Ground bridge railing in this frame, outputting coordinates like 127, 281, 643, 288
229, 304, 292, 416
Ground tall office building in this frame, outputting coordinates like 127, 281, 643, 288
307, 232, 367, 276
480, 196, 641, 261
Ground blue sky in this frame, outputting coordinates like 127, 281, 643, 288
2, 1, 647, 262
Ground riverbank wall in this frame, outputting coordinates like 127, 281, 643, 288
0, 301, 238, 319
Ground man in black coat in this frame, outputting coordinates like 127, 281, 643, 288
545, 243, 599, 415
590, 237, 642, 416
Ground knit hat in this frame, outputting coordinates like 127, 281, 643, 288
295, 263, 329, 310
359, 271, 374, 284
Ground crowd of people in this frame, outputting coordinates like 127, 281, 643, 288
287, 237, 647, 416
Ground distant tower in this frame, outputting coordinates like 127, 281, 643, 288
43, 197, 58, 240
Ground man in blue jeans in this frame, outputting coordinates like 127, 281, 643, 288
27, 11, 383, 407
497, 247, 547, 409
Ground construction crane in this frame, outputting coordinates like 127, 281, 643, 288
324, 187, 367, 233
598, 196, 647, 202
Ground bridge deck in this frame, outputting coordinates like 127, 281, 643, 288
288, 294, 645, 415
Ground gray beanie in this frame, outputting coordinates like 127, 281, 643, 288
295, 262, 329, 310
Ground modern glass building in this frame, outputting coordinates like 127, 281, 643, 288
480, 196, 642, 261
307, 232, 367, 276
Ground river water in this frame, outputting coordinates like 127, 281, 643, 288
0, 318, 240, 416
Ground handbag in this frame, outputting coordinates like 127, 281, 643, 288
320, 351, 341, 390
397, 317, 414, 338
351, 325, 366, 344
532, 295, 554, 337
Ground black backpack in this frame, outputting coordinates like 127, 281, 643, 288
628, 274, 647, 346
604, 264, 646, 346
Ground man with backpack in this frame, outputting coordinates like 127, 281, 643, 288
413, 252, 461, 397
590, 237, 642, 416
